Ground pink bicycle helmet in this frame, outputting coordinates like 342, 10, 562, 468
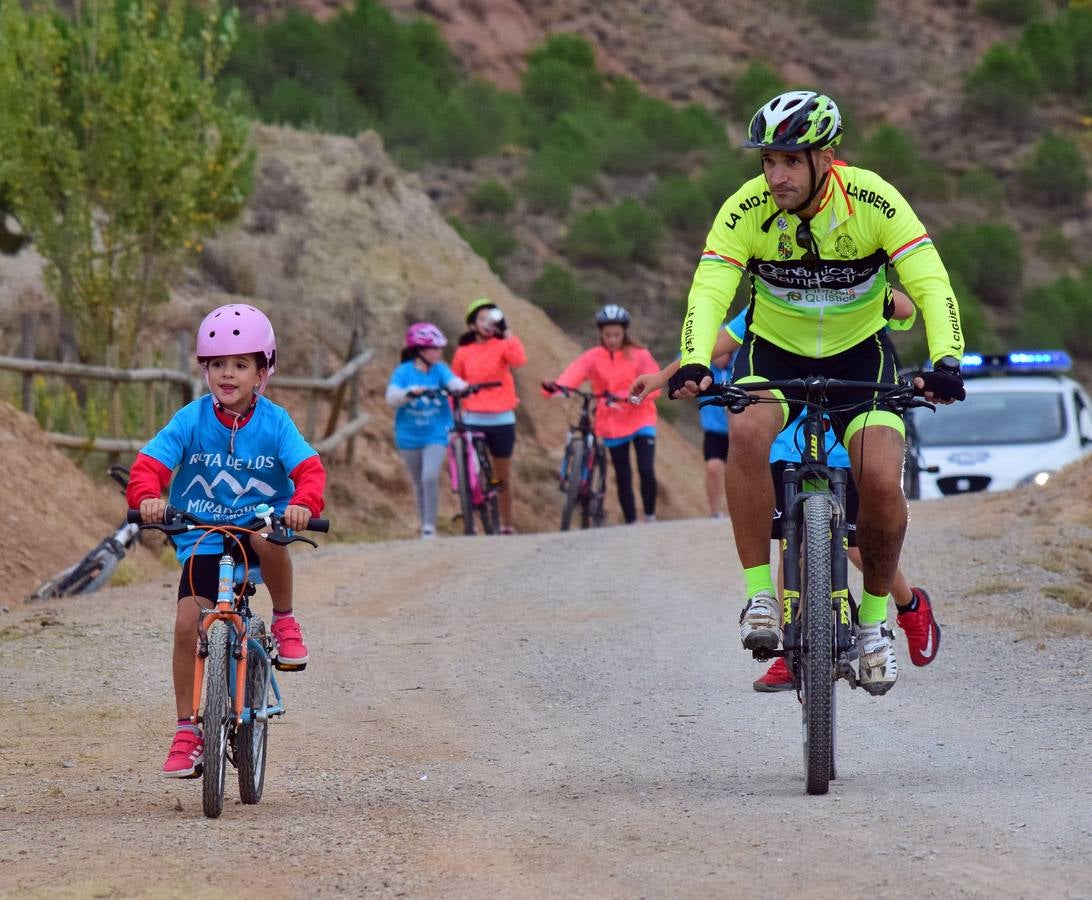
405, 322, 448, 349
196, 303, 277, 394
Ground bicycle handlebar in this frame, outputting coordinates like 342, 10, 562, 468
414, 381, 501, 400
542, 383, 622, 404
127, 506, 330, 542
697, 377, 936, 414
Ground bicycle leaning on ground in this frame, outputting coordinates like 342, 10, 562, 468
700, 375, 934, 796
414, 381, 502, 536
129, 504, 329, 818
31, 465, 141, 601
543, 384, 615, 531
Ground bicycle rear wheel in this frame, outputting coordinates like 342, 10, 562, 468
202, 621, 231, 818
453, 435, 476, 535
560, 439, 586, 532
473, 437, 501, 535
237, 618, 269, 805
801, 494, 834, 796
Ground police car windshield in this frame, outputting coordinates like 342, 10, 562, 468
913, 391, 1066, 446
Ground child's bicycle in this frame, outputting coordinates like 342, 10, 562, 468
128, 504, 329, 818
543, 383, 614, 531
700, 375, 934, 795
31, 466, 141, 600
416, 381, 502, 535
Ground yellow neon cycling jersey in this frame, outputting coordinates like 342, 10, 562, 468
679, 162, 963, 366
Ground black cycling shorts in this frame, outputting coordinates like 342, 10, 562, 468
732, 329, 902, 444
177, 532, 256, 601
769, 460, 859, 547
703, 431, 729, 462
472, 423, 516, 459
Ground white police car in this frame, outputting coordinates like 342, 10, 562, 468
910, 351, 1092, 499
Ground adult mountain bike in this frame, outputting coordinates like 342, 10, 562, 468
416, 381, 501, 535
701, 376, 934, 795
129, 504, 329, 818
543, 384, 613, 531
30, 466, 141, 600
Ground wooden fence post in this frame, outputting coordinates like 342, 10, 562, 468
20, 311, 38, 416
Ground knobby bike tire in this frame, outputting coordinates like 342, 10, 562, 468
237, 617, 269, 805
473, 437, 501, 535
202, 621, 231, 818
560, 439, 586, 532
801, 494, 834, 796
454, 435, 476, 535
585, 444, 608, 529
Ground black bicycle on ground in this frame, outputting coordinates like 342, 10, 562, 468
30, 466, 142, 600
543, 384, 614, 531
700, 376, 934, 795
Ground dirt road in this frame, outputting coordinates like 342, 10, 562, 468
2, 505, 1091, 899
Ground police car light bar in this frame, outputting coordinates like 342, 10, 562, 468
960, 350, 1072, 376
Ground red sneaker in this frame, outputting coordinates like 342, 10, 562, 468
896, 587, 941, 667
162, 730, 203, 778
752, 657, 794, 693
271, 617, 309, 669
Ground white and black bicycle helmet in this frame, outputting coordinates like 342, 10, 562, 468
743, 90, 843, 152
595, 304, 631, 327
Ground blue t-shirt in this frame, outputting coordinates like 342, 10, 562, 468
699, 358, 733, 434
388, 361, 458, 449
726, 308, 849, 467
141, 396, 318, 562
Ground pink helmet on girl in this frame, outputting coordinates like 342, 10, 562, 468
196, 303, 278, 395
404, 322, 447, 349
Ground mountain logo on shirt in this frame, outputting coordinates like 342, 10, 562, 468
182, 470, 277, 503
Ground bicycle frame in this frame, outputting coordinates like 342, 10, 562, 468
191, 544, 284, 728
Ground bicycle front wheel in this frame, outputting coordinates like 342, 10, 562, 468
801, 494, 834, 796
584, 443, 608, 529
473, 437, 501, 535
453, 436, 476, 535
202, 621, 231, 818
560, 439, 586, 532
237, 618, 269, 805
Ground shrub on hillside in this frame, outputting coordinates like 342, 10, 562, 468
518, 157, 573, 214
730, 62, 786, 121
963, 44, 1043, 126
528, 262, 598, 330
857, 124, 946, 201
957, 167, 1005, 210
564, 201, 663, 269
1019, 132, 1089, 208
937, 223, 1024, 308
808, 0, 876, 35
522, 34, 602, 124
449, 217, 517, 276
469, 179, 516, 216
977, 0, 1040, 25
1036, 227, 1073, 262
651, 175, 712, 235
1020, 268, 1092, 354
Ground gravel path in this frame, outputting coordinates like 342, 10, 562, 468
2, 505, 1091, 898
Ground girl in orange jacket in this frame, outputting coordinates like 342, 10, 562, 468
452, 298, 527, 534
546, 305, 660, 524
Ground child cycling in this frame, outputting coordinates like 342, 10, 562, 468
386, 322, 468, 538
126, 303, 326, 778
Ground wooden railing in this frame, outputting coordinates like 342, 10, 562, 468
0, 334, 373, 460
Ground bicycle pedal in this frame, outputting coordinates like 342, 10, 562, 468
274, 660, 307, 672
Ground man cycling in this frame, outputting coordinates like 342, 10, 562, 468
668, 90, 965, 695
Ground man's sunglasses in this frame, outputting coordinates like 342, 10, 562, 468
796, 220, 819, 262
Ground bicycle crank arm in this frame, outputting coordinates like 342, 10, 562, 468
836, 656, 860, 688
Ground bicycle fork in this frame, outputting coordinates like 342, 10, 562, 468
191, 554, 251, 727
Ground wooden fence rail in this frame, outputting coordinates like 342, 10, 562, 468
0, 345, 374, 461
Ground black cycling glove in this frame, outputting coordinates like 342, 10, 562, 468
918, 358, 965, 402
667, 364, 713, 399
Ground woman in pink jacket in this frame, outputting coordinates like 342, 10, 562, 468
546, 305, 660, 524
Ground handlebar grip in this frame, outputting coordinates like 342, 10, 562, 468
126, 509, 142, 524
306, 518, 330, 533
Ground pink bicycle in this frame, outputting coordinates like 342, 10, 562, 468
418, 381, 502, 535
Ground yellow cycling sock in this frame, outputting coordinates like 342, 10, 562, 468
859, 590, 889, 625
743, 564, 774, 597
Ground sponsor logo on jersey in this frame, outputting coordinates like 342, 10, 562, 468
835, 234, 858, 259
777, 234, 793, 259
